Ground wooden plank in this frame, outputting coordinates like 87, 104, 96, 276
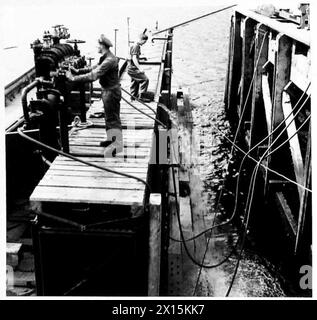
50, 160, 148, 170
89, 124, 154, 130
290, 45, 311, 92
281, 91, 304, 195
69, 140, 151, 149
69, 146, 150, 157
30, 186, 145, 206
71, 130, 153, 138
189, 172, 207, 261
179, 196, 195, 256
39, 175, 144, 190
52, 163, 149, 170
69, 135, 152, 142
7, 243, 22, 269
89, 116, 154, 122
54, 155, 150, 164
272, 34, 292, 129
295, 124, 311, 254
72, 128, 153, 136
262, 73, 272, 131
236, 7, 310, 46
90, 106, 156, 114
224, 16, 233, 109
275, 192, 297, 235
148, 193, 162, 296
47, 169, 146, 179
167, 102, 182, 296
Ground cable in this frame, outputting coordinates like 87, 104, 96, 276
225, 104, 311, 295
129, 81, 311, 248
225, 163, 259, 296
266, 115, 311, 158
173, 89, 312, 243
170, 159, 245, 270
121, 96, 166, 128
152, 4, 238, 35
121, 87, 157, 114
101, 73, 310, 271
230, 32, 268, 155
168, 90, 311, 281
173, 33, 268, 251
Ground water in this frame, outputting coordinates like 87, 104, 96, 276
172, 8, 286, 296
2, 2, 286, 296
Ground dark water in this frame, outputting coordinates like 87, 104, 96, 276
172, 8, 286, 297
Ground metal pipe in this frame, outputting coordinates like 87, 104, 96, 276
151, 37, 168, 43
21, 79, 40, 127
114, 28, 118, 56
152, 4, 237, 35
127, 17, 131, 54
79, 83, 87, 123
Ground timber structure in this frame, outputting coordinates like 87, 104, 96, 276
225, 7, 311, 257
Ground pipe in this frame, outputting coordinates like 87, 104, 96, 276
152, 4, 237, 35
151, 37, 168, 43
21, 79, 40, 127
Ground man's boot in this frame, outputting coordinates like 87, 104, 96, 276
138, 93, 151, 103
99, 135, 116, 147
104, 140, 123, 157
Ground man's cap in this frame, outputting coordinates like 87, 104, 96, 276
98, 34, 113, 47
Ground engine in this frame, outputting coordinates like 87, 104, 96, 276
23, 25, 92, 156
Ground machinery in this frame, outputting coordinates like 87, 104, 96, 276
23, 26, 91, 155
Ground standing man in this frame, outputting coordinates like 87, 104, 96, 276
128, 33, 151, 102
66, 34, 122, 156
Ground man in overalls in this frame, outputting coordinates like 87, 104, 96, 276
66, 34, 122, 156
127, 33, 151, 102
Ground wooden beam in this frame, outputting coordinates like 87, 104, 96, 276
30, 186, 145, 206
250, 23, 269, 148
290, 44, 311, 92
227, 12, 242, 116
295, 124, 311, 254
275, 192, 297, 235
281, 91, 304, 197
266, 33, 292, 186
148, 193, 162, 296
236, 7, 310, 46
224, 15, 234, 109
272, 34, 293, 129
167, 100, 182, 295
262, 73, 272, 131
239, 17, 256, 120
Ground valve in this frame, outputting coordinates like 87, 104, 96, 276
66, 39, 86, 56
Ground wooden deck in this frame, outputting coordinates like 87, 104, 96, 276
30, 45, 165, 209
